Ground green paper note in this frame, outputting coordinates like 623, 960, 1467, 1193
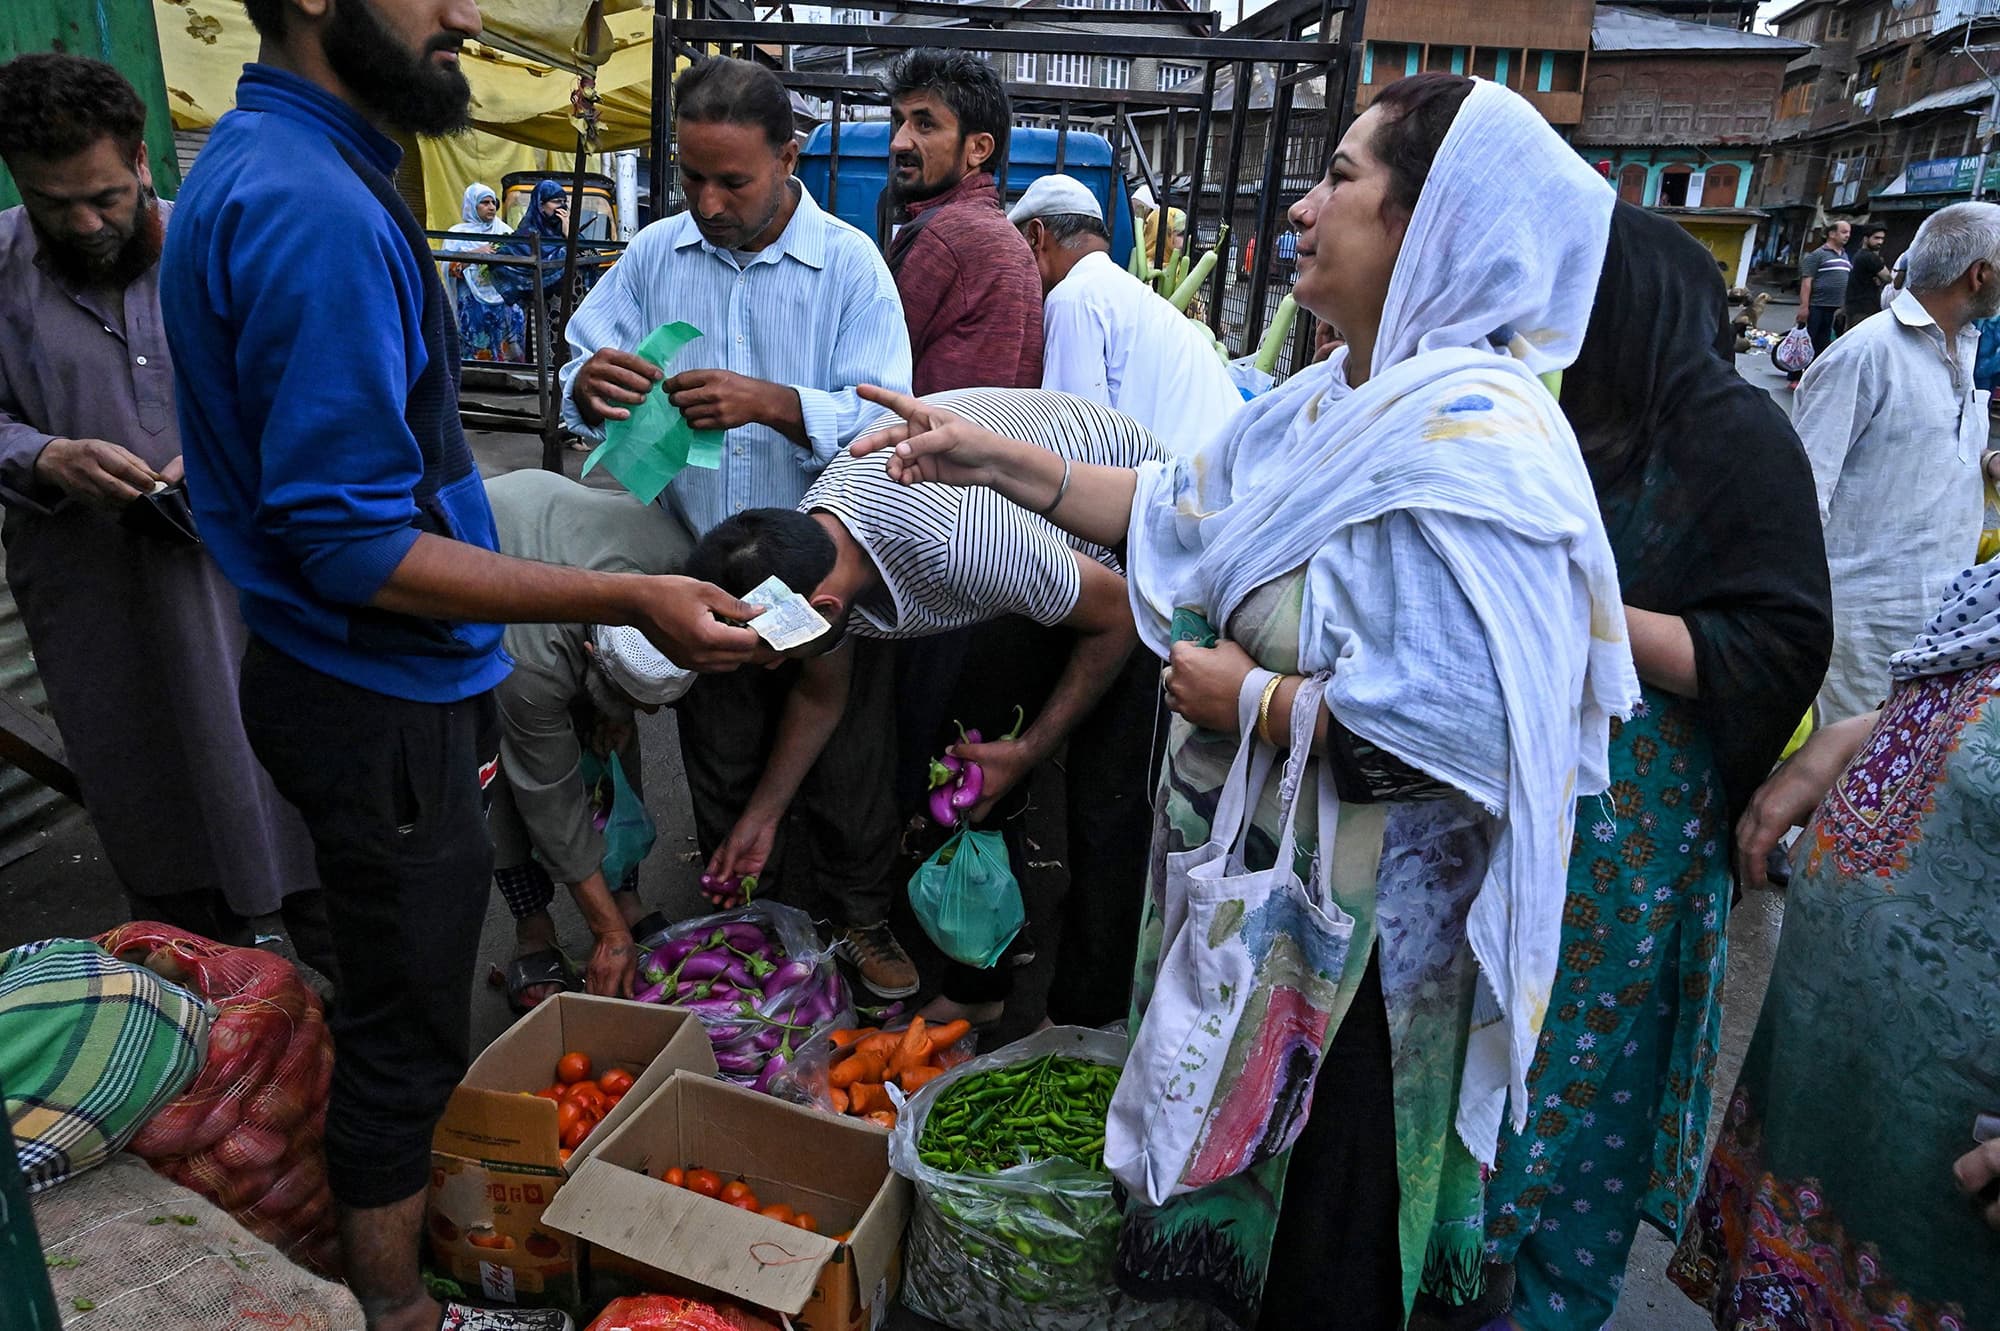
580, 321, 725, 504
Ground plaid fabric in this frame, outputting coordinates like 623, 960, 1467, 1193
493, 862, 639, 923
2, 939, 209, 1192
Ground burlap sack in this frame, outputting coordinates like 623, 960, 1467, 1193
31, 1152, 360, 1330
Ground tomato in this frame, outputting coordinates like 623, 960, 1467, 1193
759, 1202, 795, 1225
597, 1068, 635, 1097
685, 1168, 723, 1199
728, 1193, 761, 1211
468, 1228, 513, 1250
556, 1051, 592, 1084
662, 1167, 686, 1187
720, 1179, 753, 1205
558, 1148, 573, 1164
793, 1212, 818, 1233
534, 1085, 564, 1102
556, 1100, 583, 1136
560, 1116, 595, 1150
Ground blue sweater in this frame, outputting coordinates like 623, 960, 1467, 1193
161, 65, 509, 703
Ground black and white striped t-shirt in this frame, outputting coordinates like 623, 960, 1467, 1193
803, 388, 1164, 640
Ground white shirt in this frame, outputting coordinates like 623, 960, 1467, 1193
805, 388, 1162, 639
1796, 287, 1989, 720
1037, 250, 1243, 457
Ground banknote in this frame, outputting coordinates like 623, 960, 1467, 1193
740, 574, 831, 651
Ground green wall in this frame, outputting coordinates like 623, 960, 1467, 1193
0, 0, 182, 209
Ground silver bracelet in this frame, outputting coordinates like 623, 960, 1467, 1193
1036, 455, 1072, 517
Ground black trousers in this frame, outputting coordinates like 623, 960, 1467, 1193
1258, 950, 1405, 1330
677, 638, 901, 928
898, 618, 1162, 1026
237, 638, 497, 1210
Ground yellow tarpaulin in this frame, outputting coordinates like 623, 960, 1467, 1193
153, 2, 668, 151
153, 2, 680, 227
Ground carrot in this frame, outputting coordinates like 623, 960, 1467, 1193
848, 1082, 893, 1114
830, 1050, 886, 1089
900, 1065, 945, 1092
925, 1019, 972, 1057
829, 1087, 849, 1114
828, 1028, 871, 1050
854, 1031, 900, 1059
865, 1109, 898, 1129
895, 1018, 928, 1071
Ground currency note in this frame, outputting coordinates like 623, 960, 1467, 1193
740, 574, 831, 652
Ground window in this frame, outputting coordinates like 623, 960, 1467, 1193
1048, 52, 1090, 86
1859, 6, 1883, 46
1826, 8, 1850, 38
1618, 163, 1648, 204
1015, 52, 1037, 81
1702, 164, 1741, 207
1102, 57, 1132, 89
1159, 61, 1198, 89
1659, 96, 1694, 136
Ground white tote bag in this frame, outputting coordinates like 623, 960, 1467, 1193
1107, 671, 1357, 1206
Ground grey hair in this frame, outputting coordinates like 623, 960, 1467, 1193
1029, 212, 1110, 248
1904, 201, 2000, 293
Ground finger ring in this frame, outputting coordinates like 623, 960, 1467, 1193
1161, 666, 1176, 686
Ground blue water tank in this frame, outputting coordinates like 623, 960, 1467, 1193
798, 121, 1137, 261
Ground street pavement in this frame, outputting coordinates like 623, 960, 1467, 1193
0, 301, 1815, 1328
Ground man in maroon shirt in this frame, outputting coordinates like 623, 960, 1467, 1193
882, 50, 1043, 392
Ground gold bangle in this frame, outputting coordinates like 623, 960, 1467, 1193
1256, 674, 1284, 745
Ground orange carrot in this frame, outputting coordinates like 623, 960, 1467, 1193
848, 1082, 893, 1114
828, 1028, 870, 1050
830, 1050, 886, 1089
900, 1065, 945, 1092
925, 1019, 972, 1057
829, 1087, 850, 1114
855, 1031, 900, 1059
865, 1110, 898, 1129
895, 1018, 928, 1072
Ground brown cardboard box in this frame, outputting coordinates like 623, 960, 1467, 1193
427, 996, 715, 1306
542, 1073, 912, 1331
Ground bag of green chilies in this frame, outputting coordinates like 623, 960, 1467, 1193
886, 1027, 1168, 1331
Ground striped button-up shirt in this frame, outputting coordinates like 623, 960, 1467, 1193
560, 183, 912, 536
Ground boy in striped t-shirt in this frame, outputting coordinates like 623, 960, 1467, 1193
686, 388, 1164, 1028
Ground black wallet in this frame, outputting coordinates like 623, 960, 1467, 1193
121, 481, 201, 546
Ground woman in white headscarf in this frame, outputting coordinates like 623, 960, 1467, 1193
853, 74, 1635, 1326
444, 181, 526, 363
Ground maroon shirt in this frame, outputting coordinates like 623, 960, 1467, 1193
886, 172, 1044, 393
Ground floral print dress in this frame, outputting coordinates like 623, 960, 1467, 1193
1670, 663, 2000, 1331
1475, 687, 1733, 1328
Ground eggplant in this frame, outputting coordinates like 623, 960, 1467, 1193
761, 959, 814, 996
949, 760, 984, 811
752, 1054, 788, 1095
659, 937, 701, 966
713, 1049, 764, 1077
751, 1027, 783, 1053
675, 952, 730, 981
718, 923, 769, 952
929, 783, 960, 829
631, 979, 668, 1005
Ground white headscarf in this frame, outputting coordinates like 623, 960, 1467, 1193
452, 182, 508, 234
1126, 79, 1638, 1163
1889, 558, 2000, 681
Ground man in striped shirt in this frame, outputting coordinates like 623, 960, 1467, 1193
687, 388, 1165, 1028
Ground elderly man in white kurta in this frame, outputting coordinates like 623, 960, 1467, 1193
1797, 201, 2000, 721
1008, 174, 1243, 458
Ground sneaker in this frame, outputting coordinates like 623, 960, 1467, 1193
440, 1304, 575, 1331
834, 922, 921, 999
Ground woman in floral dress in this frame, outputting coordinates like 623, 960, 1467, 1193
1468, 205, 1832, 1329
1669, 560, 2000, 1330
443, 182, 526, 363
852, 73, 1637, 1327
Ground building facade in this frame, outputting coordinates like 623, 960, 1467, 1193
1352, 0, 1597, 126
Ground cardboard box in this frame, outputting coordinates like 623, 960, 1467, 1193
543, 1072, 912, 1331
428, 996, 716, 1306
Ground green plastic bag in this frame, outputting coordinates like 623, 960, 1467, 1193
909, 829, 1025, 968
579, 752, 657, 887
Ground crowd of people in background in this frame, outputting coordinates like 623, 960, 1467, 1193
1, 4, 1998, 1329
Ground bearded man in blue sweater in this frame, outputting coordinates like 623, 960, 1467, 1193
159, 3, 766, 1327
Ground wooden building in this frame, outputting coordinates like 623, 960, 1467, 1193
1352, 0, 1597, 125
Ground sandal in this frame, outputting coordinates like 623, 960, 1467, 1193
629, 910, 672, 948
494, 947, 577, 1014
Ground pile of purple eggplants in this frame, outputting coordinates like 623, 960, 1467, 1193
631, 912, 850, 1094
926, 708, 1023, 829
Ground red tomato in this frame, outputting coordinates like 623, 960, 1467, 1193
562, 1083, 610, 1115
719, 1179, 753, 1205
728, 1193, 761, 1212
793, 1212, 818, 1233
597, 1068, 635, 1097
534, 1085, 564, 1102
556, 1051, 592, 1084
685, 1168, 723, 1199
662, 1167, 686, 1187
560, 1116, 595, 1151
556, 1100, 583, 1137
759, 1202, 796, 1225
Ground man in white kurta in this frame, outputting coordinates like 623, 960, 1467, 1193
1797, 202, 2000, 721
1008, 174, 1242, 458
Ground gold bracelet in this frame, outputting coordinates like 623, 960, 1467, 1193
1256, 674, 1284, 746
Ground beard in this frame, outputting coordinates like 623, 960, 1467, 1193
1972, 280, 2000, 322
889, 151, 964, 206
324, 0, 473, 138
35, 189, 163, 291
